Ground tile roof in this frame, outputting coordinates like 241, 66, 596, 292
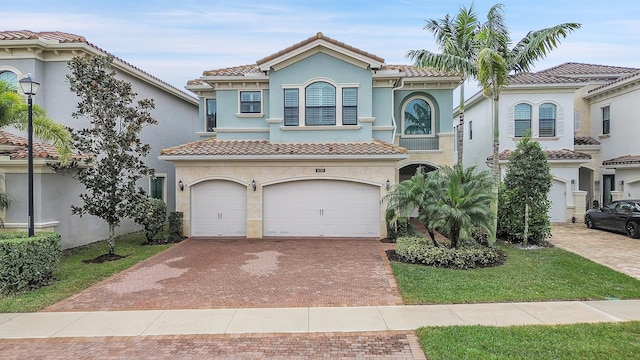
0, 131, 82, 160
161, 139, 407, 157
506, 63, 640, 86
202, 64, 263, 77
508, 72, 586, 85
0, 30, 194, 99
383, 65, 457, 78
538, 62, 640, 77
602, 155, 640, 166
488, 148, 592, 162
587, 71, 640, 94
574, 136, 601, 146
256, 32, 385, 66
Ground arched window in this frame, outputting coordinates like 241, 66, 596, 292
539, 103, 556, 137
514, 103, 532, 137
403, 98, 432, 135
305, 82, 336, 126
0, 71, 18, 88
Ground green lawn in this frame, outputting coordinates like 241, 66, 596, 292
417, 321, 640, 360
0, 232, 172, 313
392, 242, 640, 304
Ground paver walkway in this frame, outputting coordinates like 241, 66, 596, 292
44, 237, 402, 312
549, 223, 640, 280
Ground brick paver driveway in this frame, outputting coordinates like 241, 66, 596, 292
550, 223, 640, 280
44, 237, 402, 312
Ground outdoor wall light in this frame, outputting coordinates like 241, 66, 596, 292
386, 179, 391, 191
178, 179, 184, 191
251, 179, 257, 191
570, 179, 576, 190
619, 180, 624, 191
594, 179, 600, 186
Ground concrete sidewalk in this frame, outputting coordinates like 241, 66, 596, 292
1, 300, 639, 339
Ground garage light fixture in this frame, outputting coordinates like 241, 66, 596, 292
251, 179, 257, 191
386, 179, 391, 191
178, 179, 184, 191
570, 179, 575, 190
619, 180, 624, 191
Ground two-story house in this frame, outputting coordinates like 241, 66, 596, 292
0, 31, 200, 248
160, 33, 460, 239
459, 62, 640, 223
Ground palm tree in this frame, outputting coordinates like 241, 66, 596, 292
384, 167, 439, 246
0, 79, 72, 162
424, 165, 494, 248
475, 4, 580, 242
407, 4, 480, 166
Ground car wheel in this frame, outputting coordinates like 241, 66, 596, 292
585, 215, 595, 229
625, 222, 640, 239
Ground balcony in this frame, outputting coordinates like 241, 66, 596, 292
399, 136, 439, 151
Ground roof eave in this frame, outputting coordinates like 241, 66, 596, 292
159, 154, 408, 161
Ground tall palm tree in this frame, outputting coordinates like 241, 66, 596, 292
475, 4, 580, 242
407, 4, 480, 166
0, 79, 72, 162
424, 165, 494, 248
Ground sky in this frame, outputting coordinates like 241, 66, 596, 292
3, 0, 640, 92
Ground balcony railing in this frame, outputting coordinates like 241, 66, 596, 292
399, 136, 439, 151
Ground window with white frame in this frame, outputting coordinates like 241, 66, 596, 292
305, 82, 336, 126
240, 91, 261, 113
284, 89, 299, 126
206, 99, 216, 131
514, 103, 532, 137
539, 103, 556, 137
150, 174, 166, 202
602, 105, 610, 134
403, 98, 432, 135
0, 71, 17, 87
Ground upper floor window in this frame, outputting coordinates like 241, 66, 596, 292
206, 99, 216, 131
468, 120, 473, 140
240, 91, 261, 113
539, 103, 556, 137
403, 98, 432, 135
306, 82, 335, 126
0, 71, 17, 88
284, 89, 299, 126
342, 88, 358, 125
602, 105, 610, 134
514, 103, 532, 137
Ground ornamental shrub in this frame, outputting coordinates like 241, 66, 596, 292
168, 211, 185, 243
0, 232, 61, 294
134, 198, 167, 243
395, 236, 501, 270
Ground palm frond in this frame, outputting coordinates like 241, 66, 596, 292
476, 47, 508, 98
509, 23, 582, 73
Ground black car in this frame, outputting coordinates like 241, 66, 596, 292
584, 200, 640, 238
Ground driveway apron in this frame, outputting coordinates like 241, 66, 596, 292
44, 237, 403, 312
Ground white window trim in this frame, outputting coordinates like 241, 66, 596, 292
0, 66, 23, 90
510, 100, 561, 138
237, 90, 264, 117
205, 98, 216, 132
600, 103, 611, 136
149, 173, 167, 202
282, 78, 360, 127
401, 95, 436, 137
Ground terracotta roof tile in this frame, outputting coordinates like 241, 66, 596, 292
508, 72, 584, 85
574, 136, 601, 145
0, 131, 82, 160
384, 65, 457, 78
161, 139, 407, 157
256, 32, 384, 66
539, 62, 640, 77
587, 71, 640, 94
602, 155, 640, 166
202, 64, 262, 77
0, 30, 193, 99
488, 148, 591, 161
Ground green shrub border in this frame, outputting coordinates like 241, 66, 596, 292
395, 236, 502, 270
0, 232, 61, 295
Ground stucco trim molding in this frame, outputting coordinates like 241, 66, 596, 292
186, 176, 250, 188
4, 221, 60, 230
261, 176, 383, 187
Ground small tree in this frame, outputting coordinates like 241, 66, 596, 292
134, 198, 167, 243
66, 54, 157, 256
498, 134, 553, 245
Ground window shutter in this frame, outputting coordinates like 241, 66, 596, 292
574, 111, 581, 132
507, 105, 514, 137
557, 105, 564, 136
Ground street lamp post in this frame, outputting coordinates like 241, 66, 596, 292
18, 74, 40, 237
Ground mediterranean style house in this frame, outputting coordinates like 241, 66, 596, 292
458, 62, 640, 223
160, 32, 460, 238
0, 31, 199, 248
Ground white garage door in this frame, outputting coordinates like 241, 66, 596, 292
548, 180, 567, 223
190, 180, 247, 237
628, 182, 640, 199
263, 180, 380, 237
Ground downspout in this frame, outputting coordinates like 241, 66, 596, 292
391, 77, 408, 141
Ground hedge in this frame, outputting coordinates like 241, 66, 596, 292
0, 232, 61, 295
395, 236, 501, 270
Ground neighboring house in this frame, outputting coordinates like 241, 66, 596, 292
0, 30, 199, 248
160, 32, 460, 239
458, 62, 640, 223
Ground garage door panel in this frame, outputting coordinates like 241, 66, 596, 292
263, 180, 380, 237
191, 180, 247, 237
